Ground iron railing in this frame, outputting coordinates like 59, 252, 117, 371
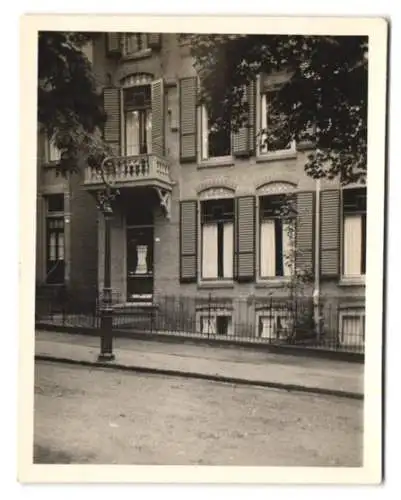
35, 289, 365, 353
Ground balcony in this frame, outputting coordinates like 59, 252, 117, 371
84, 154, 174, 192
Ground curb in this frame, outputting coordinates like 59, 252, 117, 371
35, 354, 364, 401
35, 324, 365, 364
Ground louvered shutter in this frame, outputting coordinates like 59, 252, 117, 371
151, 79, 165, 157
296, 191, 314, 274
232, 82, 256, 157
236, 196, 256, 281
179, 77, 197, 162
320, 189, 341, 277
103, 87, 121, 156
106, 33, 121, 56
248, 80, 256, 154
180, 200, 198, 282
147, 33, 162, 49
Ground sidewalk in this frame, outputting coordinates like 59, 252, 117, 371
35, 330, 364, 400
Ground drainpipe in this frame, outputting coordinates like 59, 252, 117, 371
313, 179, 321, 340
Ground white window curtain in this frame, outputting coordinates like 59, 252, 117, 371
145, 110, 152, 154
259, 94, 268, 154
49, 137, 61, 162
343, 215, 362, 276
260, 220, 276, 277
58, 233, 64, 261
223, 222, 234, 278
125, 111, 140, 155
49, 233, 57, 261
282, 220, 293, 276
202, 223, 218, 278
201, 106, 209, 160
201, 315, 216, 334
341, 315, 364, 346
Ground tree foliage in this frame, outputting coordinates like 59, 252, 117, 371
181, 34, 368, 185
38, 31, 109, 174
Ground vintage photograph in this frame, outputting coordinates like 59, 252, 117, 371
19, 16, 386, 482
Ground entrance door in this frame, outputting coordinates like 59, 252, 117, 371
126, 226, 154, 303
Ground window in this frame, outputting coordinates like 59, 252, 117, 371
123, 33, 148, 56
259, 195, 294, 278
197, 311, 233, 336
124, 85, 152, 156
46, 194, 65, 284
339, 308, 365, 347
257, 310, 291, 340
44, 135, 61, 162
342, 188, 367, 277
201, 106, 231, 160
259, 89, 294, 154
201, 198, 234, 280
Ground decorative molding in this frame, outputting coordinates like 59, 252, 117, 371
120, 72, 154, 88
197, 178, 237, 199
198, 187, 236, 200
255, 179, 297, 195
155, 187, 172, 220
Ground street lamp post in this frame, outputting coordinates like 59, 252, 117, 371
96, 157, 119, 362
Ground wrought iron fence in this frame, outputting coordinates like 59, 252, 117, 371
35, 288, 365, 353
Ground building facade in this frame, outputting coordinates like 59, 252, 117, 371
36, 32, 366, 347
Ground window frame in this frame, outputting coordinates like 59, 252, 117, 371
45, 194, 65, 285
341, 187, 367, 282
200, 198, 235, 282
197, 105, 234, 167
44, 134, 61, 164
123, 85, 152, 157
338, 307, 366, 348
122, 33, 150, 58
258, 193, 296, 281
196, 310, 234, 336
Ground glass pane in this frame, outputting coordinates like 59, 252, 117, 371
47, 194, 64, 212
58, 233, 64, 260
49, 233, 56, 261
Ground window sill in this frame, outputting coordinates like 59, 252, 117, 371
256, 150, 297, 163
197, 157, 235, 169
339, 277, 366, 287
42, 160, 60, 168
255, 279, 291, 288
197, 281, 235, 290
121, 48, 152, 61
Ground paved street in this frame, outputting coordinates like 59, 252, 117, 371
34, 360, 363, 466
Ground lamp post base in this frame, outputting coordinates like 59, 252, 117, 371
97, 352, 116, 362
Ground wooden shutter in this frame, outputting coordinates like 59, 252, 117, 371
103, 87, 121, 156
147, 33, 162, 49
320, 189, 341, 277
232, 82, 255, 157
248, 80, 256, 154
180, 200, 198, 282
151, 79, 165, 157
106, 33, 121, 56
179, 77, 197, 162
296, 191, 314, 274
236, 196, 256, 281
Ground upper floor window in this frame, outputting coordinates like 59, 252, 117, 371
259, 194, 295, 278
200, 106, 231, 161
259, 88, 295, 155
123, 33, 148, 56
45, 194, 65, 285
124, 85, 152, 156
201, 198, 234, 280
44, 134, 61, 163
342, 187, 367, 278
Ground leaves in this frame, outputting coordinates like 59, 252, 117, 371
184, 34, 368, 185
38, 32, 108, 175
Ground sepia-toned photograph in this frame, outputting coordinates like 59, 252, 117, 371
18, 15, 387, 484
